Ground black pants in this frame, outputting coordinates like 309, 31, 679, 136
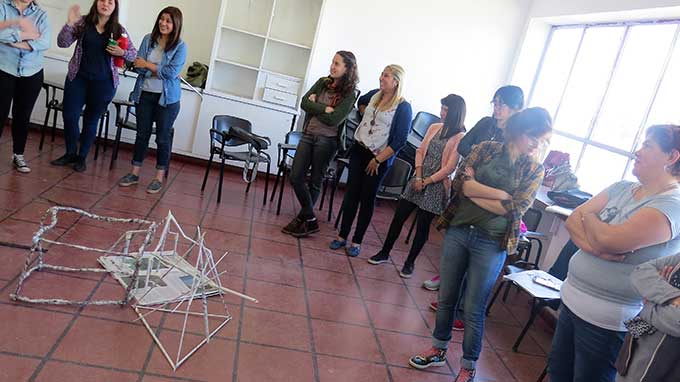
339, 144, 389, 244
289, 133, 338, 219
381, 198, 435, 265
0, 69, 44, 155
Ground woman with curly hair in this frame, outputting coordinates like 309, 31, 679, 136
282, 50, 359, 237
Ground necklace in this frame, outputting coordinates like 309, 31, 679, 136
368, 107, 379, 135
634, 181, 679, 200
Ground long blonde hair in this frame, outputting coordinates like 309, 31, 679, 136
370, 64, 405, 111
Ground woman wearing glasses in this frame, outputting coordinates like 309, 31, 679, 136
329, 64, 412, 257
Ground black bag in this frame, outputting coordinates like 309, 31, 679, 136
547, 188, 592, 209
184, 62, 208, 88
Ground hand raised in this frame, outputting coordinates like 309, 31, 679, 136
67, 5, 81, 26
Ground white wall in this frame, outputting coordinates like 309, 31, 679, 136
306, 0, 532, 126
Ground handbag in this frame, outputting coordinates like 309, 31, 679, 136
547, 188, 592, 209
184, 62, 209, 88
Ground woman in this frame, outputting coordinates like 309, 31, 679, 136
51, 0, 137, 172
409, 108, 552, 382
423, 85, 524, 291
117, 6, 186, 194
549, 124, 680, 382
368, 94, 466, 278
0, 0, 49, 173
616, 252, 680, 382
329, 64, 412, 257
281, 51, 359, 237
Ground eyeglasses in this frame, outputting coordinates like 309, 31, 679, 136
490, 101, 507, 109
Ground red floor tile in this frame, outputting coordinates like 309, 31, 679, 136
246, 256, 304, 288
0, 353, 40, 381
0, 304, 73, 357
304, 267, 361, 298
307, 290, 370, 325
34, 361, 140, 382
365, 301, 431, 336
240, 307, 311, 351
236, 343, 314, 382
312, 319, 382, 362
316, 355, 389, 382
357, 277, 416, 307
244, 279, 307, 315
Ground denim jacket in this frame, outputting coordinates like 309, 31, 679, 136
0, 0, 50, 77
130, 34, 187, 107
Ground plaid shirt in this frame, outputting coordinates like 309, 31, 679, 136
436, 141, 544, 253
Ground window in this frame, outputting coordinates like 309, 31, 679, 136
528, 21, 680, 194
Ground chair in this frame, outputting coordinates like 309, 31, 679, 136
201, 115, 271, 205
334, 157, 412, 229
269, 130, 303, 215
39, 81, 110, 160
486, 239, 579, 352
109, 100, 175, 179
397, 111, 440, 169
486, 208, 545, 307
325, 108, 361, 222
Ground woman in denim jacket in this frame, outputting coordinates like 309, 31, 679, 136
118, 6, 186, 194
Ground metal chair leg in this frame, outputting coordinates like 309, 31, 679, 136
276, 167, 287, 215
512, 298, 544, 352
94, 115, 104, 161
51, 108, 57, 142
217, 156, 226, 203
270, 165, 283, 203
39, 107, 51, 151
263, 161, 270, 206
109, 125, 123, 170
201, 152, 214, 192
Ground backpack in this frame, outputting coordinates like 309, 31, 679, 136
184, 62, 208, 88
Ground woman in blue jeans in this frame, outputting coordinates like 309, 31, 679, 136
550, 124, 680, 382
51, 1, 137, 172
409, 108, 552, 382
118, 6, 186, 194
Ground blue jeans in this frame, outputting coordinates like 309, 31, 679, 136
433, 225, 507, 370
548, 304, 625, 382
132, 91, 180, 170
62, 74, 116, 159
289, 133, 337, 219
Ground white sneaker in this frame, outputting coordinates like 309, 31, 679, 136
13, 154, 30, 173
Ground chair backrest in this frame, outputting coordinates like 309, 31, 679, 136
211, 115, 253, 148
522, 208, 542, 232
548, 239, 579, 281
284, 130, 303, 159
381, 157, 412, 188
411, 111, 440, 140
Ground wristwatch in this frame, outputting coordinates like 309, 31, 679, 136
373, 157, 381, 164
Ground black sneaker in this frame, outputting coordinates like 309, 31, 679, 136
409, 347, 447, 369
281, 217, 303, 235
73, 157, 87, 172
368, 251, 390, 265
288, 218, 320, 238
400, 262, 414, 278
50, 153, 78, 166
118, 173, 140, 187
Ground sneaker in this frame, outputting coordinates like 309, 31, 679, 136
50, 153, 78, 166
429, 301, 438, 312
288, 218, 320, 238
12, 154, 30, 173
422, 275, 440, 291
72, 157, 86, 172
400, 262, 414, 278
118, 173, 139, 187
282, 217, 303, 235
453, 319, 465, 331
329, 239, 347, 250
408, 347, 447, 370
368, 251, 390, 265
454, 367, 476, 382
146, 179, 163, 194
346, 245, 361, 257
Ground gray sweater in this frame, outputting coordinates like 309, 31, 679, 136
617, 253, 680, 382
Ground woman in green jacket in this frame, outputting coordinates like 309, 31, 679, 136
282, 51, 359, 238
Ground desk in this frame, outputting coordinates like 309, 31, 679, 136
532, 186, 574, 270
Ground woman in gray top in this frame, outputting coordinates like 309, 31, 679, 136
549, 124, 680, 382
616, 252, 680, 382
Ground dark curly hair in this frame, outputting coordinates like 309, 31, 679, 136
327, 50, 359, 97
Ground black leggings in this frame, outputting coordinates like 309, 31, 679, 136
339, 144, 389, 244
381, 198, 435, 265
0, 69, 44, 155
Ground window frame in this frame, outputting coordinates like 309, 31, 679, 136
527, 19, 680, 187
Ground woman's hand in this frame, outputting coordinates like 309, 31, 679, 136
308, 94, 317, 102
67, 5, 81, 26
413, 178, 424, 192
324, 106, 334, 114
10, 41, 31, 50
106, 44, 125, 57
133, 57, 148, 69
365, 158, 380, 176
17, 18, 40, 40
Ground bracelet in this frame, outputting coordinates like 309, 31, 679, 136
373, 157, 381, 164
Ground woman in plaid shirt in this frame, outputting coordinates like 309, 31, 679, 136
409, 107, 552, 382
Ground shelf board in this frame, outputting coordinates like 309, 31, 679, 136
267, 37, 312, 50
204, 88, 300, 115
214, 58, 260, 72
221, 25, 267, 40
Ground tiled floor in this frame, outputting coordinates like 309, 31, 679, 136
0, 130, 554, 381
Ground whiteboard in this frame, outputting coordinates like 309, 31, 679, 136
39, 0, 93, 60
